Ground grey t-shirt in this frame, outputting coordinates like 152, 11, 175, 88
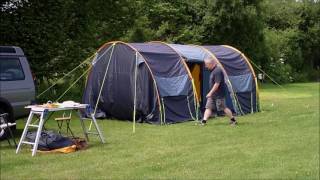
209, 65, 225, 98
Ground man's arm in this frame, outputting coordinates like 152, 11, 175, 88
206, 82, 220, 98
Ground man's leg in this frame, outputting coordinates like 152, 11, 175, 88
216, 98, 237, 125
223, 108, 233, 119
201, 98, 215, 124
203, 108, 212, 121
223, 108, 237, 125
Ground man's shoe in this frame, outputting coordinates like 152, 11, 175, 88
200, 120, 207, 125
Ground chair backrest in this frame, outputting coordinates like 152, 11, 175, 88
0, 113, 9, 136
0, 113, 9, 124
63, 111, 72, 118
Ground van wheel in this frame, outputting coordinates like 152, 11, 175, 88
0, 108, 14, 140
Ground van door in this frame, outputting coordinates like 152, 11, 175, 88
0, 56, 35, 118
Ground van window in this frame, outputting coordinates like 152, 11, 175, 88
0, 57, 25, 81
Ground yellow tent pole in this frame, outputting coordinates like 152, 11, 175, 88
89, 41, 163, 130
194, 45, 244, 115
93, 43, 116, 116
123, 42, 164, 125
222, 45, 261, 112
150, 41, 201, 121
89, 43, 116, 131
132, 52, 138, 133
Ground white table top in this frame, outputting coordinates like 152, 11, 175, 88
25, 104, 88, 112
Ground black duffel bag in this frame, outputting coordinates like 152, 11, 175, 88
26, 130, 74, 151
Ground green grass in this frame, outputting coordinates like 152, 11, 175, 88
1, 83, 319, 179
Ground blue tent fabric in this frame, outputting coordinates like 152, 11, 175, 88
228, 73, 253, 92
162, 94, 196, 124
168, 44, 210, 62
236, 92, 254, 114
83, 43, 161, 121
130, 43, 187, 77
204, 46, 251, 76
170, 44, 236, 113
131, 42, 197, 123
82, 41, 259, 125
83, 42, 198, 124
92, 44, 113, 65
201, 45, 258, 114
154, 74, 189, 97
169, 44, 258, 115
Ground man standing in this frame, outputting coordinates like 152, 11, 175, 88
201, 58, 237, 126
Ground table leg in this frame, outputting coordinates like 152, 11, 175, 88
31, 111, 45, 156
16, 111, 34, 154
66, 120, 75, 137
78, 111, 89, 141
90, 114, 105, 143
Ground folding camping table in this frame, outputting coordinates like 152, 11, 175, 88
16, 104, 105, 156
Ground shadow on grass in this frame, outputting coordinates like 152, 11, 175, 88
0, 143, 17, 150
14, 129, 23, 137
211, 121, 254, 126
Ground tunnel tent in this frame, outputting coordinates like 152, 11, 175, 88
82, 41, 259, 130
167, 43, 260, 115
82, 41, 200, 127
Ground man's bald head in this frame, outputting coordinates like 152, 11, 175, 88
204, 58, 217, 70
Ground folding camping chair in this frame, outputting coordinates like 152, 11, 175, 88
54, 111, 74, 137
0, 113, 17, 147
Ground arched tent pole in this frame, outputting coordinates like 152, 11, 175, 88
121, 42, 164, 127
222, 45, 260, 112
83, 45, 114, 89
149, 42, 196, 90
132, 51, 138, 133
93, 43, 116, 117
89, 42, 120, 130
98, 40, 123, 52
150, 41, 201, 122
92, 41, 163, 129
196, 45, 244, 115
84, 41, 123, 96
84, 44, 115, 131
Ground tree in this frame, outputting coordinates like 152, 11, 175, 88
1, 0, 319, 86
263, 0, 320, 82
1, 0, 137, 79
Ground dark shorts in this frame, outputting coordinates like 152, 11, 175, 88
205, 97, 226, 111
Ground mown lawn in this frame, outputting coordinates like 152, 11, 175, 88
1, 83, 319, 179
